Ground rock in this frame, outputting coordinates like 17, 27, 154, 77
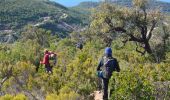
0, 31, 18, 43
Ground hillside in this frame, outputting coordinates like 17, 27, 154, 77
73, 0, 170, 13
70, 1, 100, 26
0, 0, 86, 37
72, 1, 99, 9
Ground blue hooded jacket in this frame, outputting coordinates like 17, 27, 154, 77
97, 47, 120, 78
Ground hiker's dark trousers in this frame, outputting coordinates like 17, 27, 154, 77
103, 78, 109, 100
45, 64, 52, 72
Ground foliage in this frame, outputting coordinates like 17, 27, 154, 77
90, 1, 170, 62
0, 36, 169, 99
0, 0, 85, 36
0, 0, 170, 99
0, 94, 27, 100
0, 0, 67, 29
46, 92, 80, 100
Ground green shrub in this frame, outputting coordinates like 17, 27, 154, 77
0, 94, 27, 100
46, 92, 80, 100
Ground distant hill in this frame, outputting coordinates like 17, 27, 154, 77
0, 0, 86, 37
73, 0, 170, 13
70, 1, 99, 23
111, 0, 170, 13
73, 1, 99, 9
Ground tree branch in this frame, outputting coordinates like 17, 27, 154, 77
122, 39, 128, 46
142, 7, 147, 21
0, 67, 13, 90
129, 34, 143, 42
0, 77, 8, 88
105, 17, 126, 33
114, 27, 126, 33
135, 42, 146, 55
105, 17, 114, 28
147, 20, 157, 40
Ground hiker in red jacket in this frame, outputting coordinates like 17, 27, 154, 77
40, 49, 52, 73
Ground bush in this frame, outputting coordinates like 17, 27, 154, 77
0, 94, 27, 100
109, 62, 170, 100
46, 92, 80, 100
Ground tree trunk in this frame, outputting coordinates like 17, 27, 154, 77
144, 41, 152, 54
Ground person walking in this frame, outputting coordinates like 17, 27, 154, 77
40, 49, 52, 74
97, 47, 120, 100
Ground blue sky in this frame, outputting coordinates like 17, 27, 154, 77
50, 0, 170, 7
161, 0, 170, 2
50, 0, 99, 7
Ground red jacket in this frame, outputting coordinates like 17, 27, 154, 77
40, 54, 50, 65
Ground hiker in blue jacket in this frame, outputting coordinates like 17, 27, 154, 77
97, 47, 120, 100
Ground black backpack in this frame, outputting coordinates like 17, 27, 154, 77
76, 43, 83, 50
102, 57, 119, 79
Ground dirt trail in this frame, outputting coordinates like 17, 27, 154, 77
93, 91, 103, 100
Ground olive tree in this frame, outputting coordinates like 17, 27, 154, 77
90, 0, 170, 62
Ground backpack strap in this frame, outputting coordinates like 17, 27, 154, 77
104, 59, 114, 66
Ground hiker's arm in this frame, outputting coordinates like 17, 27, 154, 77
97, 59, 103, 71
40, 55, 48, 64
